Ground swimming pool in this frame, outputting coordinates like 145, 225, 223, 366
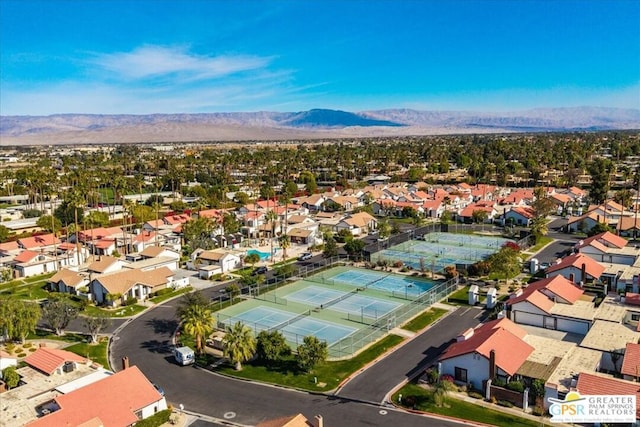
247, 249, 274, 260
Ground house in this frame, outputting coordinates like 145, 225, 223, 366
506, 276, 592, 335
295, 194, 325, 213
90, 267, 174, 306
17, 234, 61, 251
566, 211, 608, 233
288, 228, 316, 245
87, 256, 124, 275
574, 231, 637, 266
193, 249, 242, 277
438, 318, 534, 391
545, 253, 606, 284
27, 365, 167, 427
11, 250, 60, 278
458, 202, 497, 224
48, 269, 90, 297
24, 347, 88, 376
621, 342, 640, 382
372, 199, 397, 216
422, 199, 445, 219
618, 216, 640, 238
335, 212, 377, 236
503, 207, 535, 226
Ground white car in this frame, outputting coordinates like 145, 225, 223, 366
298, 252, 313, 261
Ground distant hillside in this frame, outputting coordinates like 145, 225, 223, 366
1, 107, 638, 145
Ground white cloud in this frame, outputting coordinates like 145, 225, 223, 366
90, 45, 273, 81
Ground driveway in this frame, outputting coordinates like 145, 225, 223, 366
337, 306, 483, 404
110, 300, 470, 426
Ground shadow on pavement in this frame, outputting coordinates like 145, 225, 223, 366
145, 317, 179, 335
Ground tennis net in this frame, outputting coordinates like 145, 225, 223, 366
268, 310, 311, 332
322, 288, 359, 309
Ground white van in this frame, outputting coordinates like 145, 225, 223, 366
174, 346, 195, 366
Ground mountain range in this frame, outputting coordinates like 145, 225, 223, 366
1, 107, 638, 145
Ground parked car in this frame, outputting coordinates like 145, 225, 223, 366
298, 252, 313, 261
252, 266, 268, 276
153, 383, 165, 396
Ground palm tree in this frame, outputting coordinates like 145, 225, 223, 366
223, 321, 256, 371
279, 234, 291, 260
180, 303, 213, 355
530, 216, 548, 244
265, 208, 278, 262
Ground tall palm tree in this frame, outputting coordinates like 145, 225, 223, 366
223, 321, 256, 371
265, 208, 278, 261
279, 234, 290, 260
180, 303, 213, 355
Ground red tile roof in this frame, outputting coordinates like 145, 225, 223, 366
24, 347, 87, 375
27, 366, 163, 427
439, 318, 533, 376
543, 275, 584, 304
576, 372, 640, 417
622, 343, 640, 378
576, 231, 628, 250
0, 241, 20, 253
545, 253, 605, 279
18, 234, 61, 249
14, 249, 40, 263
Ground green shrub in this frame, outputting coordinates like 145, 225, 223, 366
23, 343, 32, 349
468, 391, 483, 399
154, 288, 173, 297
17, 353, 26, 358
123, 296, 137, 306
493, 378, 507, 388
505, 381, 524, 393
133, 409, 172, 427
497, 400, 514, 408
29, 347, 37, 352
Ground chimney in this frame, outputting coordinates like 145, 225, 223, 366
313, 415, 323, 427
122, 356, 129, 370
581, 263, 586, 284
489, 349, 496, 380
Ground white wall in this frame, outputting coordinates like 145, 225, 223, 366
556, 317, 590, 335
440, 353, 490, 391
140, 397, 168, 419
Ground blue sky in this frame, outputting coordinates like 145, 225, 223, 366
1, 0, 639, 115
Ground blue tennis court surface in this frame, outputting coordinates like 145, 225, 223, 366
285, 286, 345, 306
285, 285, 400, 318
329, 294, 400, 318
330, 270, 434, 295
221, 305, 356, 345
223, 306, 295, 331
280, 317, 356, 345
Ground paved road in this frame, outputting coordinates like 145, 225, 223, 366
337, 306, 483, 404
110, 297, 467, 426
529, 217, 581, 265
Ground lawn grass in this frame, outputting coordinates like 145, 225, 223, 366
393, 383, 551, 427
213, 334, 405, 392
402, 308, 448, 332
527, 236, 554, 253
446, 285, 470, 303
82, 304, 147, 317
150, 286, 193, 304
65, 337, 110, 369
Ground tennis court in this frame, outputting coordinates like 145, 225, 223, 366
371, 231, 513, 272
216, 305, 356, 345
285, 285, 400, 318
215, 265, 457, 358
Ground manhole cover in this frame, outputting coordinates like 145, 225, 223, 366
223, 412, 236, 419
379, 410, 387, 415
